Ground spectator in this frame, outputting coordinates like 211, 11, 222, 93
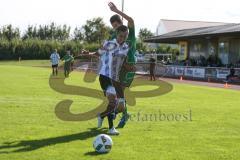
226, 66, 236, 81
149, 55, 156, 81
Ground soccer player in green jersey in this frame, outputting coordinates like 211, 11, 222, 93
62, 50, 74, 77
108, 2, 136, 128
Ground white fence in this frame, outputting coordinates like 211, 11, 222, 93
74, 61, 240, 81
135, 63, 240, 80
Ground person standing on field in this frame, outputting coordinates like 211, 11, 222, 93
149, 55, 156, 81
50, 49, 60, 76
62, 50, 74, 78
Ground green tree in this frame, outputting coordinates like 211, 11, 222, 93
136, 28, 154, 52
138, 28, 153, 42
73, 27, 84, 41
83, 17, 110, 44
0, 25, 20, 40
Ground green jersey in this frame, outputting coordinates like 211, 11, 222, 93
120, 26, 136, 87
125, 26, 136, 64
63, 54, 74, 63
110, 31, 117, 40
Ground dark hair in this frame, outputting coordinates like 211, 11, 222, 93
110, 14, 122, 24
116, 25, 128, 34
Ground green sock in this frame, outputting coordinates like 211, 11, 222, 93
123, 107, 128, 116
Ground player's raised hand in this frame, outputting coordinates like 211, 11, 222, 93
108, 2, 119, 13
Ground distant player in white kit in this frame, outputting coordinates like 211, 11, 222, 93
50, 49, 60, 76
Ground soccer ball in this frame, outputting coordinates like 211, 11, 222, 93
93, 134, 113, 153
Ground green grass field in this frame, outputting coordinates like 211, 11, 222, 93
0, 60, 240, 160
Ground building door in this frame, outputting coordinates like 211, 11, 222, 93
219, 41, 229, 65
229, 39, 240, 65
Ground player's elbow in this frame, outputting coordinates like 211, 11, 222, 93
127, 18, 134, 27
128, 17, 134, 24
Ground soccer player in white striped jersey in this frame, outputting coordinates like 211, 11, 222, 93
50, 49, 60, 76
82, 25, 129, 135
98, 25, 129, 135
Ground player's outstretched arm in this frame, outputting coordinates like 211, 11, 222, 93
81, 49, 99, 57
108, 2, 134, 27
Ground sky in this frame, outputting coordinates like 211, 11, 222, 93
0, 0, 240, 35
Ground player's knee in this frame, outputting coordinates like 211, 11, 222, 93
106, 86, 116, 96
106, 86, 117, 102
117, 98, 126, 113
107, 94, 117, 106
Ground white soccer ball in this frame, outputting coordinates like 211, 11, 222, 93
93, 134, 113, 153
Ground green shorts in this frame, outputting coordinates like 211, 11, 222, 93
119, 65, 135, 87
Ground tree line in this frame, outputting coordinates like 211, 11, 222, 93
0, 17, 172, 60
0, 17, 112, 43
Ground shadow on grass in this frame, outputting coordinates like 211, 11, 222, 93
0, 128, 107, 154
84, 151, 109, 156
